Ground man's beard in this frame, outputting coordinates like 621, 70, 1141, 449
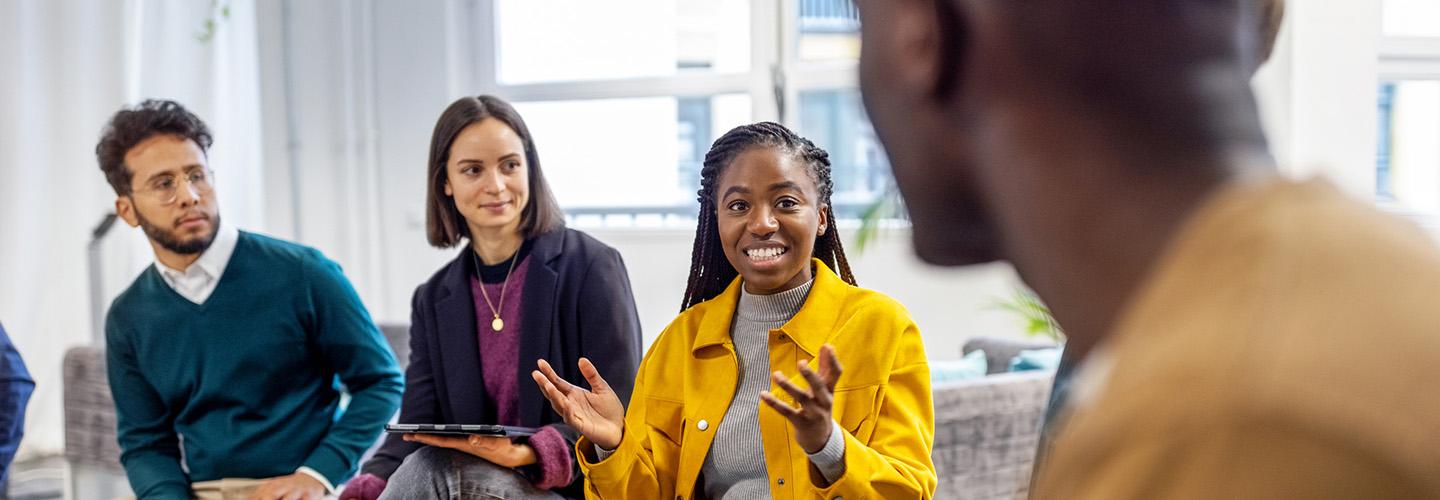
136, 210, 221, 255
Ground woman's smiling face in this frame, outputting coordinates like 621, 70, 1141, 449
714, 146, 828, 295
443, 118, 530, 238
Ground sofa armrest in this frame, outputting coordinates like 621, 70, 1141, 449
63, 346, 124, 472
932, 370, 1054, 500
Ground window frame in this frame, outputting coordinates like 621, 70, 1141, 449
1377, 26, 1440, 218
448, 0, 876, 226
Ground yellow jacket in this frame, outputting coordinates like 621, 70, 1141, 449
577, 260, 936, 499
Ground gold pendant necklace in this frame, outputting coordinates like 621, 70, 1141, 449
473, 245, 520, 332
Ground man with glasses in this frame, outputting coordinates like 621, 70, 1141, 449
95, 100, 402, 500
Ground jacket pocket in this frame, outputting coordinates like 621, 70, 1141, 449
832, 385, 880, 441
644, 396, 685, 446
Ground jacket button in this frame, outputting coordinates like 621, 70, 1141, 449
697, 419, 709, 431
777, 478, 785, 485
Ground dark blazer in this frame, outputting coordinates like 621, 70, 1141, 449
362, 227, 643, 497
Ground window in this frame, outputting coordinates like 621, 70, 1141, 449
494, 0, 752, 84
797, 0, 861, 61
797, 89, 889, 219
1383, 0, 1440, 38
1377, 81, 1440, 211
460, 0, 883, 227
1377, 0, 1440, 214
512, 94, 752, 214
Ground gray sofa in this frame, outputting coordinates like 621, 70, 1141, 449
933, 336, 1057, 499
63, 331, 1051, 500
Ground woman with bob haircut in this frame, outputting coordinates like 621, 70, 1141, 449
343, 95, 643, 500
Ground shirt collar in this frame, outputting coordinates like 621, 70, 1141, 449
155, 221, 239, 282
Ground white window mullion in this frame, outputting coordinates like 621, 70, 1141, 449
776, 0, 801, 126
493, 73, 754, 103
1380, 60, 1440, 81
444, 0, 497, 98
787, 61, 858, 91
1380, 36, 1440, 80
473, 0, 499, 95
751, 0, 782, 123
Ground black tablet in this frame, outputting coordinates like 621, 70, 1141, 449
384, 423, 538, 437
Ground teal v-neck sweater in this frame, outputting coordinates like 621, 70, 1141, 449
105, 231, 403, 499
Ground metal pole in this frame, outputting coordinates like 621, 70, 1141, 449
88, 212, 118, 345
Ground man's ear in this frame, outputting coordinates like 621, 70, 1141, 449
890, 0, 968, 102
116, 196, 139, 228
926, 0, 970, 102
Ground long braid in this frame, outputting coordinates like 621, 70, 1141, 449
680, 208, 710, 311
680, 122, 857, 312
793, 132, 858, 287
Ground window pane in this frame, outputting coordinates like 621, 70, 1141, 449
796, 89, 890, 218
1383, 0, 1440, 37
513, 95, 752, 219
797, 0, 861, 61
1378, 81, 1440, 213
496, 0, 751, 84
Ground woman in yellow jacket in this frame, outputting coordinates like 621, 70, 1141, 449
533, 122, 936, 499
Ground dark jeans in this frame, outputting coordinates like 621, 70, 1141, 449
378, 447, 563, 500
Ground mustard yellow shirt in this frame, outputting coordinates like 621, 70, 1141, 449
577, 260, 937, 499
1034, 180, 1440, 498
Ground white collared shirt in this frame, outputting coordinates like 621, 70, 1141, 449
149, 223, 337, 492
154, 222, 238, 305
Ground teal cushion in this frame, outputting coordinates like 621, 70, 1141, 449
1009, 347, 1062, 372
931, 349, 989, 383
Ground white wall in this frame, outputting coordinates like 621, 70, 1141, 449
0, 0, 267, 458
0, 0, 130, 459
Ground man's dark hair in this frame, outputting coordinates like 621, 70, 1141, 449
95, 99, 213, 196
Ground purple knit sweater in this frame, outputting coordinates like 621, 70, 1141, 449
470, 256, 573, 490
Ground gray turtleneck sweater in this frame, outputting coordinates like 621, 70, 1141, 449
700, 279, 847, 499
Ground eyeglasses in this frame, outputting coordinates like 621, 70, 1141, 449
134, 169, 215, 205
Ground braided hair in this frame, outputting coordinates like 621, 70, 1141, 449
679, 121, 857, 312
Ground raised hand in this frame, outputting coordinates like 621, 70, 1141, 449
760, 343, 843, 454
531, 357, 626, 450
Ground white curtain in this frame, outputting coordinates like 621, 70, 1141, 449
0, 0, 264, 457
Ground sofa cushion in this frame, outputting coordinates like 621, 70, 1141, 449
931, 349, 990, 383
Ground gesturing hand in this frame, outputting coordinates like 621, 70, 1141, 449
760, 344, 843, 454
532, 357, 626, 450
